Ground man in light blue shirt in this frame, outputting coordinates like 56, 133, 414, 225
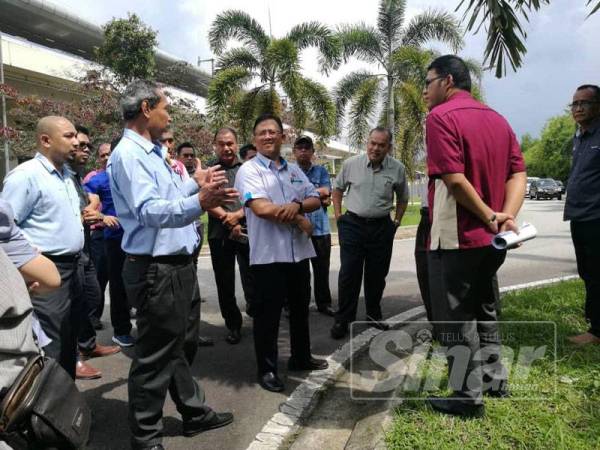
108, 80, 236, 449
2, 115, 85, 379
235, 113, 329, 393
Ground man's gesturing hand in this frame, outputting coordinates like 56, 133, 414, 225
193, 160, 226, 187
199, 180, 239, 210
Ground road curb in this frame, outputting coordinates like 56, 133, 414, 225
245, 274, 580, 450
244, 306, 426, 450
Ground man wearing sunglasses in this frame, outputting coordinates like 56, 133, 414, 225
564, 84, 600, 346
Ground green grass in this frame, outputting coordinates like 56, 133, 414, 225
386, 280, 600, 450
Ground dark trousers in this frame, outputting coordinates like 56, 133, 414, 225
336, 213, 396, 324
415, 207, 432, 321
571, 220, 600, 336
251, 260, 311, 375
208, 237, 255, 331
89, 229, 108, 320
77, 252, 100, 352
428, 247, 507, 403
310, 234, 333, 309
32, 257, 84, 379
105, 237, 132, 336
122, 256, 213, 448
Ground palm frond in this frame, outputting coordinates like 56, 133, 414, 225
390, 46, 435, 85
207, 66, 251, 125
332, 71, 377, 134
216, 47, 261, 72
235, 86, 264, 141
298, 77, 336, 143
395, 81, 426, 170
377, 0, 407, 52
462, 57, 484, 85
336, 24, 384, 65
286, 22, 341, 73
209, 10, 270, 56
348, 77, 381, 148
587, 0, 600, 16
401, 9, 463, 53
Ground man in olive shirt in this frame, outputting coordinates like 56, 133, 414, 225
331, 127, 409, 339
564, 84, 600, 345
207, 127, 256, 345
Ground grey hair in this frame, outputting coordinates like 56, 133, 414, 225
120, 80, 163, 121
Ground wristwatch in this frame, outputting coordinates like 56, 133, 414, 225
293, 200, 304, 214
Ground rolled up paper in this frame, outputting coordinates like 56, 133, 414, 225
492, 222, 537, 250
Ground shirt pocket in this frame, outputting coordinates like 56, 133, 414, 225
373, 175, 395, 200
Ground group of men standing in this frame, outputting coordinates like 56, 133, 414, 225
2, 51, 599, 449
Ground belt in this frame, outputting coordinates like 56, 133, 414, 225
345, 211, 389, 223
42, 252, 81, 263
126, 254, 193, 265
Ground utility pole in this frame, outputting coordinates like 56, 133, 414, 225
197, 57, 214, 76
0, 32, 10, 180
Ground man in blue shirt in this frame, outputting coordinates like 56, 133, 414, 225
2, 115, 85, 379
108, 80, 237, 450
292, 135, 334, 317
235, 114, 329, 393
85, 146, 134, 349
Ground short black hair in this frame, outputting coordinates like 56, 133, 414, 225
75, 125, 90, 137
576, 84, 600, 102
239, 143, 256, 160
427, 55, 472, 93
176, 142, 195, 156
213, 127, 238, 143
369, 126, 392, 145
253, 113, 283, 134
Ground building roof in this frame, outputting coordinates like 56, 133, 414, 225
0, 0, 212, 96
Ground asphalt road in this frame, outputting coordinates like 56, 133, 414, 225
80, 198, 577, 450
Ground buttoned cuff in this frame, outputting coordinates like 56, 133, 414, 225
182, 194, 203, 220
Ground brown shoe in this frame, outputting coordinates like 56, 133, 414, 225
80, 343, 121, 359
76, 361, 102, 380
567, 332, 600, 345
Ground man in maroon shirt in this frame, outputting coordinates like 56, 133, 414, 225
423, 55, 527, 417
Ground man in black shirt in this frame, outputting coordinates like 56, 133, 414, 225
564, 84, 600, 345
207, 127, 256, 344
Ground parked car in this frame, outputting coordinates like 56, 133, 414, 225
555, 180, 566, 194
526, 177, 540, 197
529, 178, 562, 200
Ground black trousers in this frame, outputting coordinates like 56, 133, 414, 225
336, 213, 396, 324
310, 234, 333, 309
89, 229, 108, 320
428, 246, 507, 403
571, 220, 600, 336
415, 207, 433, 322
105, 237, 132, 336
77, 252, 100, 352
251, 260, 312, 375
122, 256, 213, 448
208, 237, 255, 331
32, 256, 84, 379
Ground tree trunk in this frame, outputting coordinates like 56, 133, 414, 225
386, 73, 395, 155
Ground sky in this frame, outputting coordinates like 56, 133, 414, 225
50, 0, 600, 139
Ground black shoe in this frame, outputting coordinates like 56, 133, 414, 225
288, 356, 329, 371
198, 336, 214, 347
317, 306, 335, 317
258, 372, 285, 392
183, 412, 234, 437
330, 322, 348, 339
484, 387, 510, 398
427, 396, 485, 418
226, 329, 241, 345
365, 315, 390, 331
132, 444, 164, 450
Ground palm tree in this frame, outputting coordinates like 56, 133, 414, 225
207, 10, 339, 143
333, 0, 463, 153
458, 0, 599, 78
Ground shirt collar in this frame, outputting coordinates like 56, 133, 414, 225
34, 152, 70, 178
256, 152, 288, 170
123, 128, 161, 155
366, 154, 389, 170
577, 117, 600, 138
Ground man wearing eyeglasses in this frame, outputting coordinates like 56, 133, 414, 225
422, 55, 526, 418
564, 84, 600, 346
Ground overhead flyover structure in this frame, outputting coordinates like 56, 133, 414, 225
0, 0, 212, 97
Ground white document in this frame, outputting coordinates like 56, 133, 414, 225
492, 222, 537, 250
